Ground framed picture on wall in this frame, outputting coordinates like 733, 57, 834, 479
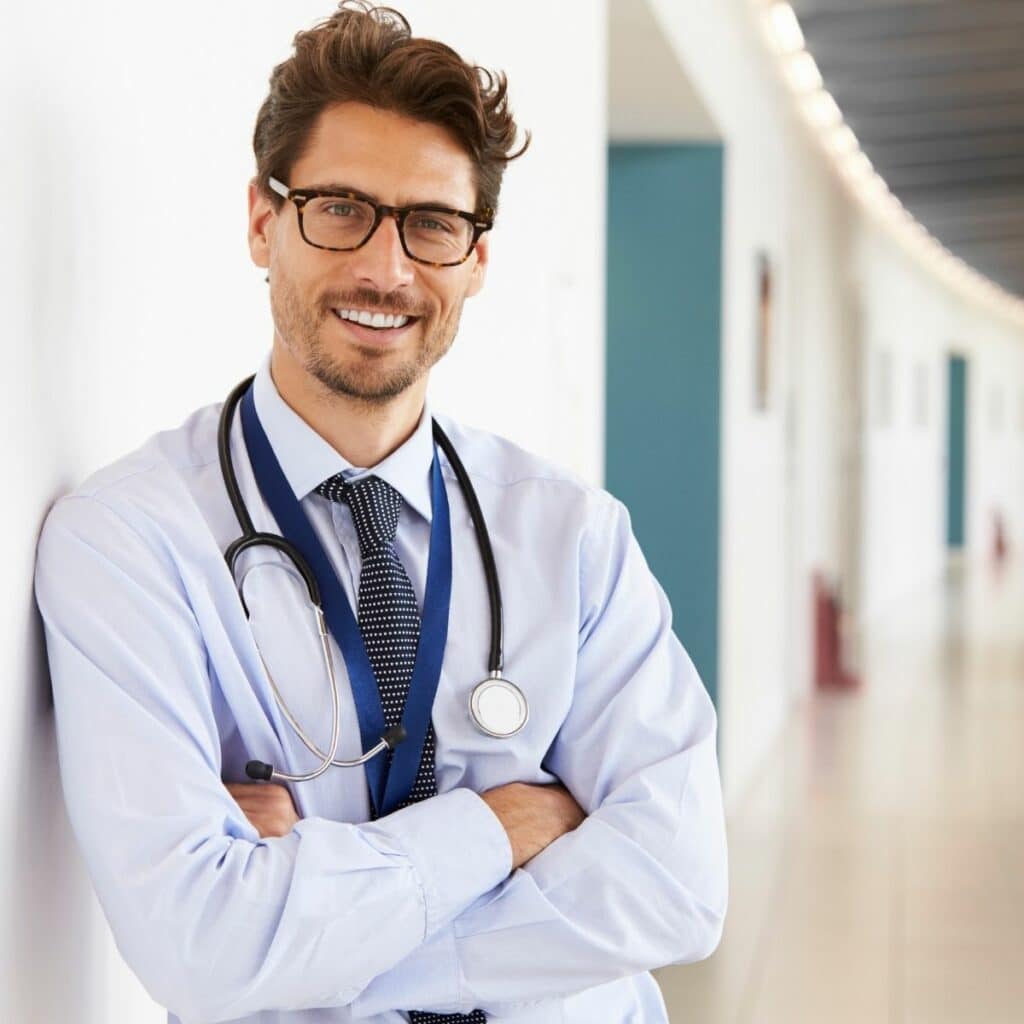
754, 250, 774, 412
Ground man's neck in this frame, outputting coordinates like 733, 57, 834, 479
270, 344, 426, 469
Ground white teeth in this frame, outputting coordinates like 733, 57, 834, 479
335, 308, 412, 329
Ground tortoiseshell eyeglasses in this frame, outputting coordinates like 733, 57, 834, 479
269, 176, 493, 268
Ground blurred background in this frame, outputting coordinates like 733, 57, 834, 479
3, 0, 1022, 1021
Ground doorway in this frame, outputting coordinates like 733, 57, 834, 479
946, 354, 968, 549
605, 145, 724, 705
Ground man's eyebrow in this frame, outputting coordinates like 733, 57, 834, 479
300, 181, 467, 209
301, 181, 376, 197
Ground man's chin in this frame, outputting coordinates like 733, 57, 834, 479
310, 360, 423, 404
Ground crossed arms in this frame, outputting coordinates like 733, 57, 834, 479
34, 491, 727, 1021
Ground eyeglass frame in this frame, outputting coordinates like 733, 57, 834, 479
267, 176, 494, 268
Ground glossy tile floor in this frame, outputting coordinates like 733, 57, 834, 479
657, 561, 1024, 1023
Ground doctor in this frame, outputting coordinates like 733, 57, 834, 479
33, 3, 727, 1023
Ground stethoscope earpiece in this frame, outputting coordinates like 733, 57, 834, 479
245, 760, 274, 781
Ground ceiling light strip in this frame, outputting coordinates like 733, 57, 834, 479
757, 0, 1024, 326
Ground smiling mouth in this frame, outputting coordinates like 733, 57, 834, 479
331, 306, 422, 332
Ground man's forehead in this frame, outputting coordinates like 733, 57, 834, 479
292, 101, 477, 207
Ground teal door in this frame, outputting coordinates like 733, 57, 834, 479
946, 355, 967, 549
606, 144, 724, 708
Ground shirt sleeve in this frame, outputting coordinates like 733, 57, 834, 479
34, 493, 512, 1023
350, 495, 728, 1017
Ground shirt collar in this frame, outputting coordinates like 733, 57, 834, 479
251, 352, 435, 523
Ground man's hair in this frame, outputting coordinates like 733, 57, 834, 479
253, 1, 529, 219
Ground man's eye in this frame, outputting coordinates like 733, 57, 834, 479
325, 203, 358, 217
410, 214, 454, 233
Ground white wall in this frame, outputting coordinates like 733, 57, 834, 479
960, 312, 1024, 564
646, 0, 851, 805
856, 225, 951, 617
1, 3, 607, 1020
854, 218, 1024, 619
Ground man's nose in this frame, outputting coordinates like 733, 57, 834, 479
346, 213, 416, 292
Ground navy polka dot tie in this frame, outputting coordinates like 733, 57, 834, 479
316, 473, 487, 1024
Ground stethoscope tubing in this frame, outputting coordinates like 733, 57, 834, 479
430, 422, 504, 675
219, 377, 503, 670
219, 375, 506, 782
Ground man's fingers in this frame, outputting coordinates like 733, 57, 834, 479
225, 782, 296, 814
226, 781, 288, 800
223, 781, 300, 838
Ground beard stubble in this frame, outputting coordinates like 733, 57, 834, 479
269, 270, 462, 406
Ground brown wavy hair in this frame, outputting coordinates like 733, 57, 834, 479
253, 1, 529, 219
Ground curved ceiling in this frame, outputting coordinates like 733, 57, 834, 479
791, 0, 1024, 298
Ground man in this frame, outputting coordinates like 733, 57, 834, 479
34, 4, 727, 1022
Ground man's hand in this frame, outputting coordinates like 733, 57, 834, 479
224, 777, 586, 862
480, 781, 586, 870
225, 782, 300, 838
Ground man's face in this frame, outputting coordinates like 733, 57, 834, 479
248, 101, 489, 404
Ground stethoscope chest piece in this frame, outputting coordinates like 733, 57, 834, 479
469, 674, 529, 738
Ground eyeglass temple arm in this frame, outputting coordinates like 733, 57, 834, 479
267, 176, 290, 200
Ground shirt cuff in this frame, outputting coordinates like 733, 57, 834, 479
374, 787, 513, 938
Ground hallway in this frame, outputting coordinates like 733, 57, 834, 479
658, 562, 1024, 1023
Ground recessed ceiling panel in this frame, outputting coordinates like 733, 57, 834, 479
791, 0, 1024, 295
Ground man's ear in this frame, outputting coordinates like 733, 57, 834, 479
247, 179, 276, 270
464, 233, 490, 299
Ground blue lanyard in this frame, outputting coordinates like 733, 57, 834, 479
239, 385, 452, 816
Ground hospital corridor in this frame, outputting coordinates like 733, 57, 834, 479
5, 1, 1024, 1022
656, 560, 1024, 1023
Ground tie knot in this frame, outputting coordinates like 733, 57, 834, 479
316, 473, 403, 553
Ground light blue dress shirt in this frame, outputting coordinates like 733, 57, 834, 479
34, 353, 727, 1024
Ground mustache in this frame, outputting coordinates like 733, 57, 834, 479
322, 288, 427, 318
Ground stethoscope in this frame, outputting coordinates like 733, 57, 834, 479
218, 376, 529, 784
